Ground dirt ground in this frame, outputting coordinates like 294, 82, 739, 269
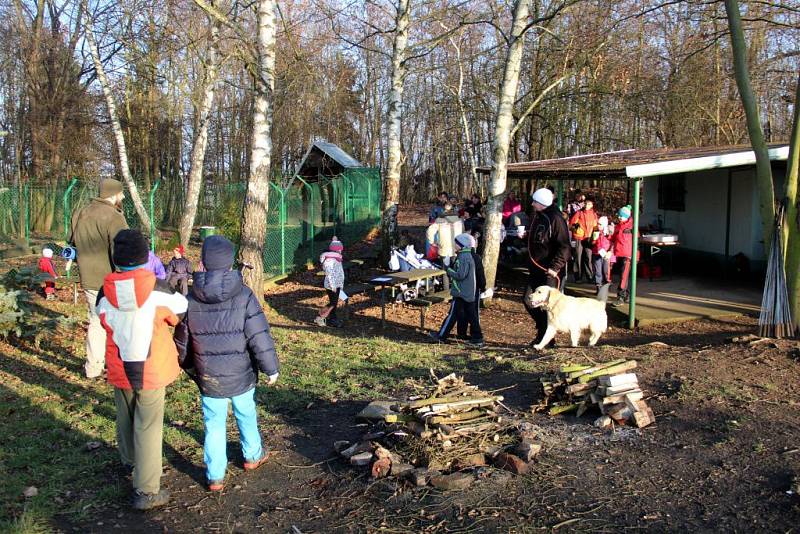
7, 207, 800, 533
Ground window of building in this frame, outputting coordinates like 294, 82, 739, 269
658, 174, 686, 211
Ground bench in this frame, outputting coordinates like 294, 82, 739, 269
405, 290, 452, 330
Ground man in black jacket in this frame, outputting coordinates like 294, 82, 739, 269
525, 188, 571, 346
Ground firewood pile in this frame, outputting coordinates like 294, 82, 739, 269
536, 360, 655, 429
334, 373, 542, 490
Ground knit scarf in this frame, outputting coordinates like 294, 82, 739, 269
320, 251, 343, 263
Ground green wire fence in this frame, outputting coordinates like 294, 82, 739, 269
0, 168, 381, 278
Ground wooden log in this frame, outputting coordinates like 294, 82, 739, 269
632, 405, 655, 428
579, 362, 637, 383
428, 409, 489, 424
596, 382, 640, 396
598, 372, 639, 387
408, 394, 501, 410
601, 390, 643, 405
549, 403, 579, 415
566, 359, 627, 379
560, 363, 592, 373
566, 381, 596, 395
428, 396, 502, 413
606, 403, 632, 423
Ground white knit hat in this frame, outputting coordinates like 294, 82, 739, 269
42, 248, 53, 259
531, 188, 554, 207
454, 233, 476, 249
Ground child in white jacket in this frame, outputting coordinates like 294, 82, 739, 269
315, 237, 345, 327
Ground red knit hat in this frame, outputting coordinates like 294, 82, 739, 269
329, 236, 344, 252
174, 245, 185, 255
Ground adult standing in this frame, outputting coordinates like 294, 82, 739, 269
524, 188, 571, 346
502, 191, 522, 224
568, 195, 598, 283
70, 178, 128, 379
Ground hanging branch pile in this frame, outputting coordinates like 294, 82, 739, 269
759, 203, 796, 338
536, 360, 655, 429
335, 373, 542, 489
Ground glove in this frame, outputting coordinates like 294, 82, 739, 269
546, 269, 558, 278
267, 373, 279, 386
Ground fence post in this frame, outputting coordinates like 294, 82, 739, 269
297, 177, 314, 263
63, 177, 78, 240
149, 180, 161, 251
24, 182, 30, 246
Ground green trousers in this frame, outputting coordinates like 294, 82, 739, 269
114, 387, 166, 494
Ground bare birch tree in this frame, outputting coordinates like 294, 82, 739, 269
179, 13, 222, 246
380, 0, 411, 261
83, 2, 152, 233
782, 74, 800, 329
481, 0, 531, 297
239, 0, 276, 300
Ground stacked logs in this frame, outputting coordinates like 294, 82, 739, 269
335, 373, 542, 489
537, 360, 655, 428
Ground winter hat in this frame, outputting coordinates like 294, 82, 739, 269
531, 188, 554, 207
99, 178, 124, 199
113, 229, 150, 269
454, 233, 476, 249
598, 216, 609, 228
174, 244, 185, 255
201, 235, 235, 271
617, 205, 632, 220
329, 236, 344, 253
42, 247, 53, 259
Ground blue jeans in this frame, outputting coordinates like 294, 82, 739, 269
201, 388, 263, 481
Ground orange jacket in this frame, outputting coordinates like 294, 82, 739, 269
568, 209, 598, 241
96, 269, 188, 390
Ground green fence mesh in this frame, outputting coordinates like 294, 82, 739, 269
0, 168, 380, 273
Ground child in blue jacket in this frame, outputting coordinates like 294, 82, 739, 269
174, 236, 280, 492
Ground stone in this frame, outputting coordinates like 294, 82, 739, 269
406, 468, 431, 487
356, 401, 398, 422
333, 440, 350, 453
594, 415, 612, 429
22, 486, 38, 498
455, 453, 487, 469
390, 462, 414, 477
340, 441, 372, 459
371, 457, 391, 478
493, 452, 529, 475
515, 440, 542, 462
429, 472, 474, 491
349, 452, 373, 466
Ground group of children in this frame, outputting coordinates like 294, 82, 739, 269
41, 230, 279, 510
38, 243, 194, 299
567, 189, 636, 305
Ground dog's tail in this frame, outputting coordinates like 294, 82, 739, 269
596, 283, 610, 303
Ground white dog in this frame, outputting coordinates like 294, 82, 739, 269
526, 286, 607, 349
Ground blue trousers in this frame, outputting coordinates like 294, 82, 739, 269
201, 388, 264, 481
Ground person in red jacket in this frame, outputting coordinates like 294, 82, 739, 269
568, 196, 599, 283
38, 247, 58, 300
609, 205, 637, 305
502, 191, 522, 223
96, 230, 188, 511
591, 216, 612, 293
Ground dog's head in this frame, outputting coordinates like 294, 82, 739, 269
526, 285, 556, 309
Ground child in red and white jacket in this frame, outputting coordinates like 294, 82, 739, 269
38, 247, 58, 300
590, 216, 612, 292
609, 205, 638, 305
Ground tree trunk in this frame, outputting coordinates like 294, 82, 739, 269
482, 0, 531, 296
724, 0, 775, 248
782, 73, 800, 330
83, 4, 151, 233
179, 16, 221, 246
238, 0, 276, 301
379, 0, 410, 263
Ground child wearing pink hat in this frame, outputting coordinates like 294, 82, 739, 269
315, 237, 345, 327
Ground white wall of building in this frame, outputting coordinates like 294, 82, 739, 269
641, 167, 764, 261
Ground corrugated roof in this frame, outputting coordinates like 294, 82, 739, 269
477, 144, 789, 179
310, 141, 363, 168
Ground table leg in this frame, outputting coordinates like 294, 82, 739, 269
380, 286, 386, 328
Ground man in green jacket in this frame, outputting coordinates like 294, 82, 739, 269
70, 179, 128, 379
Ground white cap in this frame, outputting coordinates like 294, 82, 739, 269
531, 188, 554, 207
42, 248, 53, 258
598, 216, 608, 227
454, 233, 476, 249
